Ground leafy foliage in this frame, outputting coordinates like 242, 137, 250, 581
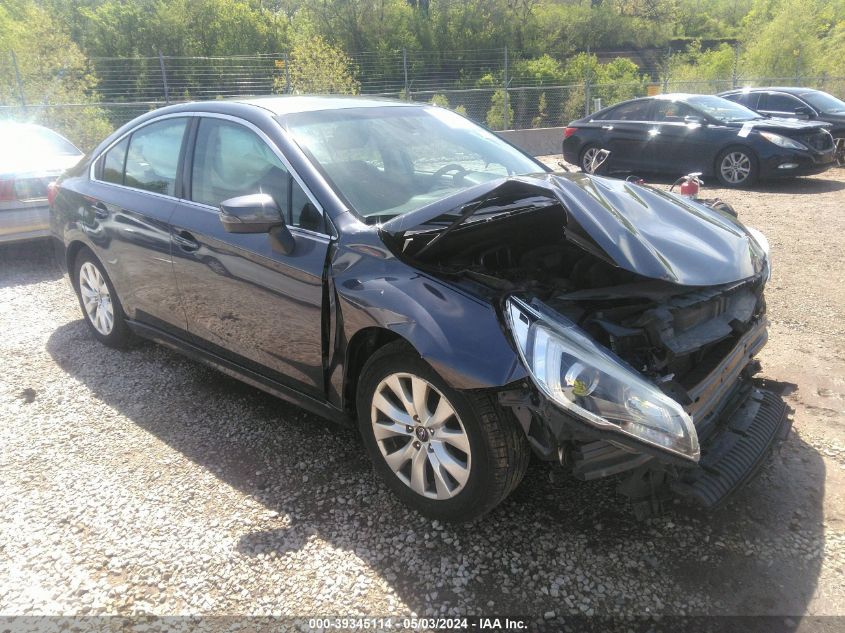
278, 34, 360, 95
486, 89, 513, 130
1, 0, 844, 142
0, 0, 111, 149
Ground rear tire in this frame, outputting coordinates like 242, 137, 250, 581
715, 146, 758, 187
357, 342, 530, 522
579, 144, 602, 174
74, 248, 132, 348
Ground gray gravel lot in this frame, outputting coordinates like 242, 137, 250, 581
1, 167, 845, 628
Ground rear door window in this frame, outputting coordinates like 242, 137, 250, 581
604, 100, 652, 121
762, 93, 805, 114
653, 101, 697, 122
123, 118, 188, 196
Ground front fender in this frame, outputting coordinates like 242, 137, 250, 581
331, 244, 527, 399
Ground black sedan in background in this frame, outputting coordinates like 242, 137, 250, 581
719, 87, 845, 166
563, 93, 836, 186
51, 96, 789, 522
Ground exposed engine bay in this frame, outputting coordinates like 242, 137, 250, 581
394, 200, 767, 391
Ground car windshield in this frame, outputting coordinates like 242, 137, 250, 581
0, 124, 80, 157
685, 95, 764, 122
283, 106, 543, 220
799, 90, 845, 114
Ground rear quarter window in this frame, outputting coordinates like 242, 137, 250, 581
100, 137, 129, 185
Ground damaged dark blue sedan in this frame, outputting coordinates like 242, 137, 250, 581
50, 97, 790, 522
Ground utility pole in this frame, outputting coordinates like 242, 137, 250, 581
158, 52, 170, 105
584, 44, 591, 118
11, 51, 26, 110
503, 46, 510, 129
403, 48, 410, 100
732, 42, 739, 89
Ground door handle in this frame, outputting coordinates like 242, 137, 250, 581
93, 202, 109, 220
174, 230, 200, 252
601, 125, 614, 130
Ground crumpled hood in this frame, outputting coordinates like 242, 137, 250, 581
725, 117, 830, 132
383, 172, 766, 287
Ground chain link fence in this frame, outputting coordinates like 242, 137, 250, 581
2, 47, 845, 150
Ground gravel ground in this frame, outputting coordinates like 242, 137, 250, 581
1, 166, 844, 629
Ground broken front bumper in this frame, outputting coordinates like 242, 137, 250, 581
670, 386, 790, 507
501, 316, 791, 511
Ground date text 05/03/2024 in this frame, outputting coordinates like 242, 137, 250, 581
307, 617, 529, 630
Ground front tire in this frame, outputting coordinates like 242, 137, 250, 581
715, 146, 758, 187
74, 248, 132, 348
357, 343, 530, 522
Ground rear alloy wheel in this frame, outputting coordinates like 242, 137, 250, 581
716, 147, 757, 187
357, 343, 530, 522
74, 249, 132, 348
580, 145, 602, 174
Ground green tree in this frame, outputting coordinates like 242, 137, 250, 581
278, 34, 360, 95
429, 93, 450, 107
532, 92, 548, 128
0, 0, 111, 150
485, 89, 513, 130
741, 0, 828, 79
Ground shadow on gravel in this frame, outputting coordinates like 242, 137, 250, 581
752, 176, 845, 195
0, 240, 62, 289
46, 320, 826, 624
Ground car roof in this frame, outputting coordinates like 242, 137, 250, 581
232, 95, 418, 115
134, 95, 421, 122
720, 86, 822, 96
0, 121, 60, 133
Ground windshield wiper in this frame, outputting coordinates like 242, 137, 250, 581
413, 194, 495, 257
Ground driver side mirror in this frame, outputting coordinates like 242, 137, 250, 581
219, 193, 295, 254
794, 105, 813, 119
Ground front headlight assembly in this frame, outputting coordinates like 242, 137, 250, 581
745, 225, 772, 282
506, 297, 700, 461
759, 131, 807, 150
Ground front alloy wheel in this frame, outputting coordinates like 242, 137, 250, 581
371, 372, 471, 500
717, 149, 756, 187
357, 342, 530, 522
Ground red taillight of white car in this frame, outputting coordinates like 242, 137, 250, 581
47, 181, 58, 208
0, 177, 16, 202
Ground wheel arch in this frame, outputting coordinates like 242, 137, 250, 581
66, 240, 91, 289
342, 326, 405, 417
330, 268, 528, 419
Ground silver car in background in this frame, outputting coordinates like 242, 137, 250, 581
0, 122, 83, 244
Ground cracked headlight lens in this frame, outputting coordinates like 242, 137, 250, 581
746, 225, 771, 281
506, 297, 699, 461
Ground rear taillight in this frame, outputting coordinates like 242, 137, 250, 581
563, 127, 578, 139
0, 177, 15, 202
47, 181, 58, 208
